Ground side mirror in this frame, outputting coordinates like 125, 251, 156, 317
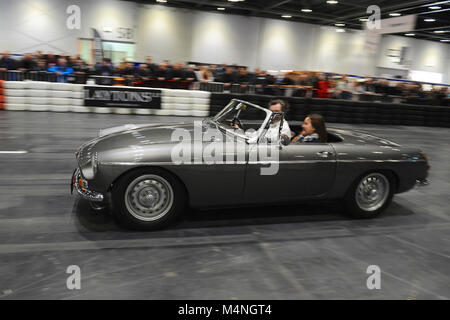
280, 134, 291, 147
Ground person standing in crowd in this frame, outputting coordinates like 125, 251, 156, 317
216, 62, 228, 78
145, 56, 158, 75
155, 62, 173, 81
18, 53, 36, 72
280, 72, 296, 86
209, 64, 219, 79
47, 58, 74, 82
134, 63, 150, 79
316, 73, 330, 98
220, 66, 237, 90
171, 62, 185, 81
95, 58, 114, 76
253, 69, 268, 94
335, 74, 353, 100
45, 52, 57, 67
184, 64, 198, 82
34, 51, 45, 64
198, 65, 214, 82
236, 67, 250, 90
0, 51, 17, 71
71, 58, 88, 83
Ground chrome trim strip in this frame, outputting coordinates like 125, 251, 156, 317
100, 159, 426, 166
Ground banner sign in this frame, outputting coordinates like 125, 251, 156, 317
379, 15, 417, 35
84, 86, 162, 109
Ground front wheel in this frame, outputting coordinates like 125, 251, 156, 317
344, 172, 394, 219
112, 168, 186, 230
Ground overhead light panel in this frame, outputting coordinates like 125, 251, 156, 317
156, 0, 167, 3
389, 13, 401, 17
217, 7, 225, 11
429, 6, 441, 10
359, 18, 369, 22
335, 23, 345, 27
440, 39, 450, 42
405, 33, 415, 36
301, 9, 313, 13
336, 28, 345, 33
282, 14, 292, 18
424, 18, 436, 22
327, 0, 339, 4
434, 30, 447, 33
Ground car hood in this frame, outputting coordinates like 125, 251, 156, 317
91, 122, 200, 151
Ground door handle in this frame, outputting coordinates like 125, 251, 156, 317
316, 151, 333, 158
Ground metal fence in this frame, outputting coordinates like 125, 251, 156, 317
1, 70, 447, 106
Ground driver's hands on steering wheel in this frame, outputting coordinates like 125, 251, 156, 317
230, 117, 245, 130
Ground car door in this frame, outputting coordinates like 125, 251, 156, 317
244, 142, 336, 203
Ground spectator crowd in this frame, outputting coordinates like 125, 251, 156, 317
1, 50, 449, 106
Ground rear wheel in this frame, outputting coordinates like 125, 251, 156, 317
344, 171, 394, 219
112, 168, 186, 230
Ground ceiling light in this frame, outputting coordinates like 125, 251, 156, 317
327, 0, 339, 4
335, 23, 345, 27
424, 18, 436, 22
359, 18, 369, 22
282, 14, 292, 18
336, 28, 345, 33
434, 30, 447, 33
440, 39, 450, 42
429, 6, 441, 10
156, 0, 167, 3
217, 7, 225, 10
301, 9, 313, 13
389, 13, 401, 17
405, 33, 415, 36
228, 0, 244, 2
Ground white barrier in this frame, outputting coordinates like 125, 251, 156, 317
3, 81, 211, 117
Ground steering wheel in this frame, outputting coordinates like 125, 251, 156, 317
231, 117, 246, 130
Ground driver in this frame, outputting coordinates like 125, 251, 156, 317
264, 99, 292, 142
232, 99, 292, 143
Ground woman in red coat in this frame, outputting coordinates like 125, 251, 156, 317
316, 74, 330, 98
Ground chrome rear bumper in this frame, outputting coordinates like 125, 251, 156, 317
71, 169, 104, 202
415, 178, 430, 187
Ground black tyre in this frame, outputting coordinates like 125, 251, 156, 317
344, 171, 395, 219
112, 168, 186, 230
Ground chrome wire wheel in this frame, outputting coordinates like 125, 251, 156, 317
355, 173, 390, 212
124, 174, 174, 222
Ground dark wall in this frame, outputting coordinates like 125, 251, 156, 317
210, 93, 450, 128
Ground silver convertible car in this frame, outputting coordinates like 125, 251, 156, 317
72, 99, 430, 230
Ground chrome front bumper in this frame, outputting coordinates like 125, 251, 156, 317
71, 169, 104, 202
415, 178, 430, 187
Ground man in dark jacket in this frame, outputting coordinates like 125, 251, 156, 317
0, 51, 17, 71
18, 53, 36, 71
220, 67, 237, 90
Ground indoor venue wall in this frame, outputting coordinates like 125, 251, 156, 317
0, 0, 449, 83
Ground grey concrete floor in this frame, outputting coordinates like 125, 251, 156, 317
0, 110, 449, 300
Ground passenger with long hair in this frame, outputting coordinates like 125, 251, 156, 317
292, 114, 327, 143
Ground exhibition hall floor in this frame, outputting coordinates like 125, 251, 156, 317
0, 111, 449, 299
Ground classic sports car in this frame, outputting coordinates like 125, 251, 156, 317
72, 99, 430, 230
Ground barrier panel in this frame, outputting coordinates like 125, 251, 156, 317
209, 93, 450, 128
2, 81, 211, 117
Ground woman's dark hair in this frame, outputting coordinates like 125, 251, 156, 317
308, 114, 327, 143
268, 99, 289, 113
